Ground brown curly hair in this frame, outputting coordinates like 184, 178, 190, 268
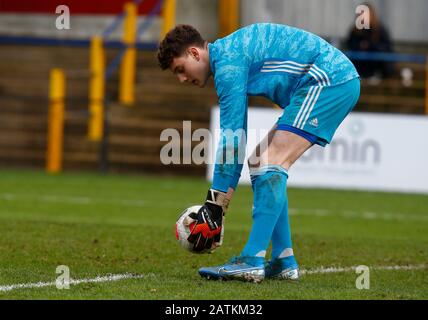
157, 25, 206, 70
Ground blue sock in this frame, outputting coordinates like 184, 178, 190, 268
241, 165, 288, 258
271, 189, 297, 266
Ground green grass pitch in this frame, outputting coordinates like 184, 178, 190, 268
0, 169, 427, 299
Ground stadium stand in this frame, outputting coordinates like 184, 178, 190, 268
0, 44, 218, 175
0, 0, 426, 175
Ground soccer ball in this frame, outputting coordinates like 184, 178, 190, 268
175, 205, 224, 254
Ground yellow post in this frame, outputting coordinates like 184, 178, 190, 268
425, 55, 428, 115
46, 69, 65, 174
120, 2, 137, 106
219, 0, 240, 38
161, 0, 176, 38
89, 36, 105, 141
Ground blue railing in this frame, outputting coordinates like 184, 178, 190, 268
0, 0, 163, 83
0, 35, 158, 50
1, 36, 426, 65
102, 0, 147, 40
104, 0, 164, 81
346, 51, 427, 64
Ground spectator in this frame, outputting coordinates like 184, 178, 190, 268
346, 3, 394, 81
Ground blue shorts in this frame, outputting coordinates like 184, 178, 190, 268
276, 78, 361, 147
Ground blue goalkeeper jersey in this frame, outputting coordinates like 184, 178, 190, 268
209, 23, 359, 192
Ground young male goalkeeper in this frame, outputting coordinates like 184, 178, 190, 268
158, 23, 360, 282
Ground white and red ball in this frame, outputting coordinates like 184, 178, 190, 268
175, 205, 224, 254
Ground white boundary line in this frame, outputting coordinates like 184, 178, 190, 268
0, 273, 144, 293
1, 192, 427, 222
0, 265, 426, 293
300, 264, 427, 275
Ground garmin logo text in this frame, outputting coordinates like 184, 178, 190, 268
301, 138, 381, 165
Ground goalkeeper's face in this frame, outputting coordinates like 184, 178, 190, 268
170, 47, 211, 88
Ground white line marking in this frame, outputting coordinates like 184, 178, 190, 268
1, 193, 427, 222
1, 265, 425, 293
300, 264, 427, 275
0, 193, 158, 208
288, 208, 428, 222
0, 273, 145, 293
